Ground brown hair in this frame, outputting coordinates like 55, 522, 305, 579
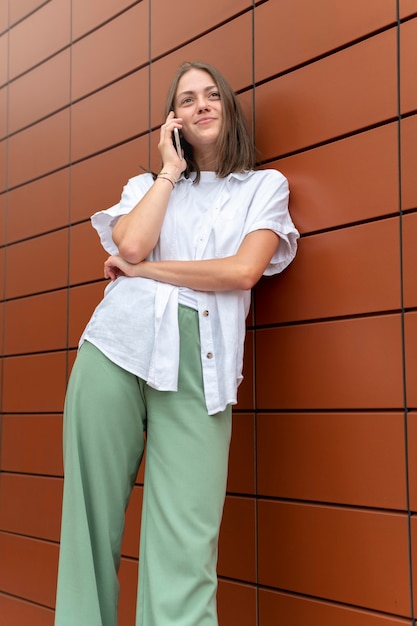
163, 61, 255, 182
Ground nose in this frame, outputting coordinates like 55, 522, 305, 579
197, 97, 211, 112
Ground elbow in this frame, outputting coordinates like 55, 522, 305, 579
235, 264, 262, 291
116, 239, 149, 264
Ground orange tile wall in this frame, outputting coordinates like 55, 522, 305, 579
0, 1, 416, 625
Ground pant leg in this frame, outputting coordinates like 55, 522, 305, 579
136, 306, 232, 626
55, 341, 147, 626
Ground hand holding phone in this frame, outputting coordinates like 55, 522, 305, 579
173, 128, 183, 160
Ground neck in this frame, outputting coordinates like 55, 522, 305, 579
194, 148, 217, 172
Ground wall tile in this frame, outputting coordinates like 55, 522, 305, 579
405, 312, 417, 407
257, 412, 407, 509
259, 589, 412, 626
255, 29, 397, 159
72, 0, 136, 40
71, 3, 148, 101
0, 3, 8, 33
0, 139, 6, 192
235, 329, 254, 410
0, 86, 6, 139
149, 13, 253, 127
71, 70, 148, 162
8, 50, 70, 134
218, 580, 257, 626
118, 557, 138, 626
70, 136, 148, 223
256, 218, 401, 325
0, 414, 63, 476
2, 352, 67, 412
4, 290, 67, 354
6, 169, 69, 243
0, 595, 54, 626
0, 474, 62, 542
9, 0, 48, 26
400, 0, 417, 18
68, 281, 105, 347
8, 0, 70, 80
0, 192, 5, 247
151, 0, 251, 58
255, 0, 396, 82
275, 123, 399, 235
402, 212, 417, 308
410, 516, 417, 610
5, 229, 68, 299
0, 532, 59, 608
0, 33, 7, 87
8, 110, 70, 188
256, 315, 404, 410
407, 412, 417, 512
401, 115, 417, 212
227, 413, 255, 495
69, 222, 107, 285
121, 484, 142, 558
400, 17, 417, 114
218, 496, 256, 582
258, 501, 410, 615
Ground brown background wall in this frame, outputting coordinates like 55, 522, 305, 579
1, 1, 416, 625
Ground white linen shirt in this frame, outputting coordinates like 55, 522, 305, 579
80, 169, 299, 415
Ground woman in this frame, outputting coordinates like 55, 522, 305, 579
54, 61, 298, 626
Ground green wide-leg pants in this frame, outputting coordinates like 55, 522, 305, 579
54, 305, 232, 626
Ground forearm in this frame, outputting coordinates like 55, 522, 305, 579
132, 257, 261, 292
111, 175, 179, 264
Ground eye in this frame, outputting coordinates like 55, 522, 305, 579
209, 91, 220, 100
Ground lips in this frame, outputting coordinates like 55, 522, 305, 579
195, 117, 215, 125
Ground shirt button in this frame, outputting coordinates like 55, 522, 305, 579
202, 310, 209, 317
206, 352, 213, 359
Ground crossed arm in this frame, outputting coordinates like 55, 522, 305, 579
104, 228, 280, 292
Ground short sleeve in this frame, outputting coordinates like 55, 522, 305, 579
244, 170, 299, 276
90, 173, 154, 254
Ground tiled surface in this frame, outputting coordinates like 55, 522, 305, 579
254, 0, 396, 82
150, 0, 251, 59
257, 412, 407, 509
8, 50, 70, 134
255, 218, 402, 324
0, 415, 63, 476
70, 70, 148, 162
401, 114, 417, 212
0, 474, 62, 542
400, 17, 417, 114
71, 0, 137, 40
258, 501, 410, 615
258, 589, 412, 626
0, 533, 59, 607
275, 123, 399, 235
71, 3, 149, 102
69, 136, 148, 223
8, 0, 71, 80
7, 110, 70, 188
255, 29, 397, 159
400, 0, 417, 18
256, 315, 404, 410
1, 3, 416, 625
0, 595, 54, 626
6, 169, 70, 242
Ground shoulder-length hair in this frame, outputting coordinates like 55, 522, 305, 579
163, 61, 256, 182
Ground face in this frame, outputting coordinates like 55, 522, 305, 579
174, 68, 223, 152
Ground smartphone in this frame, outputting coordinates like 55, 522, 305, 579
173, 128, 183, 160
